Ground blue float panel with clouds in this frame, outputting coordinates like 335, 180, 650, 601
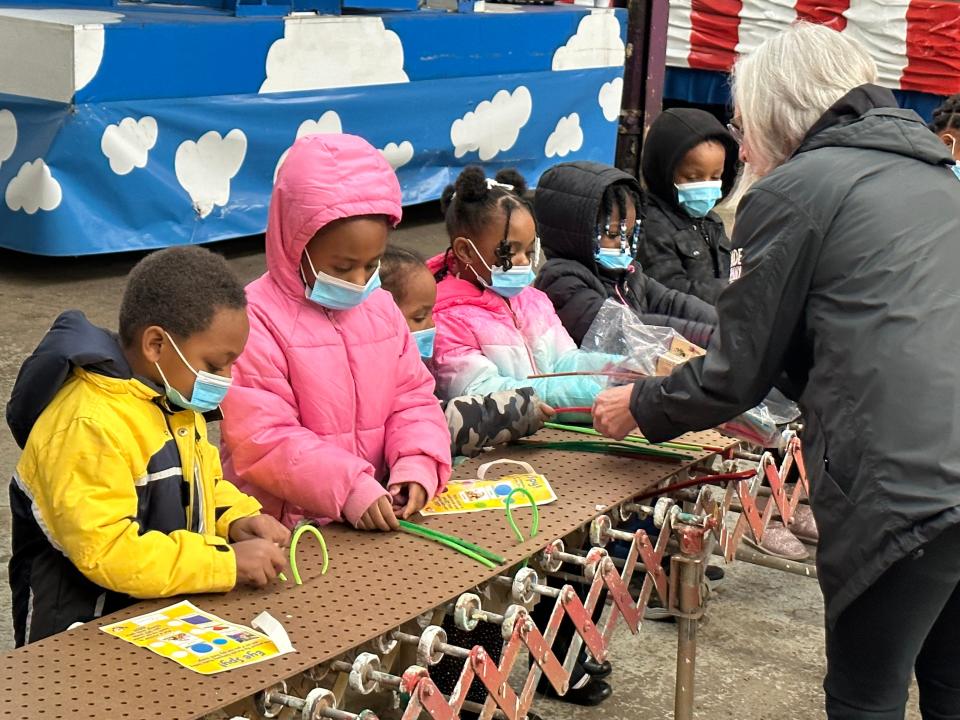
0, 5, 626, 255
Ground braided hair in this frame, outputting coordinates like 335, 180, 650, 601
931, 94, 960, 135
436, 166, 536, 280
597, 182, 643, 255
380, 245, 428, 304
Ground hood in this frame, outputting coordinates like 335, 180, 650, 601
640, 108, 739, 211
798, 84, 954, 166
6, 311, 134, 449
535, 161, 642, 271
266, 133, 403, 300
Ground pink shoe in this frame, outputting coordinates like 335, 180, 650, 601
788, 505, 819, 544
744, 521, 810, 561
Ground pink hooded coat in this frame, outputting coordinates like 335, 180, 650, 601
220, 134, 452, 528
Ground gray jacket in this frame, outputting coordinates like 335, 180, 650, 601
630, 85, 960, 626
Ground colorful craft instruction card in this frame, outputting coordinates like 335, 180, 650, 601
100, 600, 293, 674
422, 471, 556, 516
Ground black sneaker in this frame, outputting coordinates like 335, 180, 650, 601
540, 677, 613, 706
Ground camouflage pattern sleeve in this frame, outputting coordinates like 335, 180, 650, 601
442, 387, 544, 458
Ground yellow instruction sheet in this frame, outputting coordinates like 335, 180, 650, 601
422, 472, 556, 516
100, 600, 293, 675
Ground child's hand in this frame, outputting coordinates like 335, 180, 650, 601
229, 515, 292, 547
233, 539, 289, 588
357, 495, 400, 532
390, 482, 428, 520
538, 403, 556, 421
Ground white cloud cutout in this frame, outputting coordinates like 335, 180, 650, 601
380, 141, 414, 170
0, 10, 122, 101
175, 129, 247, 219
451, 86, 532, 162
552, 10, 626, 71
0, 8, 123, 22
0, 109, 16, 168
260, 17, 408, 94
598, 77, 623, 122
5, 159, 62, 214
100, 116, 158, 175
273, 111, 343, 182
545, 113, 584, 159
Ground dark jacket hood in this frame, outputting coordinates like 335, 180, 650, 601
6, 311, 134, 449
535, 161, 642, 271
799, 84, 954, 166
641, 108, 739, 211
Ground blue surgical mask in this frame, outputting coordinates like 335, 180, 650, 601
155, 332, 231, 413
303, 252, 380, 310
595, 248, 633, 271
413, 327, 436, 359
952, 164, 960, 181
465, 239, 536, 299
676, 180, 723, 218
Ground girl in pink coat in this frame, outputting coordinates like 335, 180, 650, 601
220, 134, 452, 531
430, 167, 613, 411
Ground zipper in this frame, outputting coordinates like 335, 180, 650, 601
502, 298, 540, 375
325, 309, 360, 457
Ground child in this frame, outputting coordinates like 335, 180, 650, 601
7, 247, 290, 647
637, 108, 739, 303
931, 94, 960, 169
535, 161, 717, 345
379, 245, 550, 458
429, 167, 614, 706
219, 134, 452, 532
430, 166, 614, 413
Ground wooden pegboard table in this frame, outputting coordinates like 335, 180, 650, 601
0, 429, 734, 719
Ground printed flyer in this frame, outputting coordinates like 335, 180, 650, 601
100, 600, 293, 675
422, 472, 556, 516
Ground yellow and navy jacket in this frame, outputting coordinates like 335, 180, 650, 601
7, 311, 261, 646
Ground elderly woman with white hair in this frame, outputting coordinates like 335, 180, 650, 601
593, 22, 960, 719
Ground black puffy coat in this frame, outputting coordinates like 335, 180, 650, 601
534, 161, 717, 347
637, 108, 739, 304
631, 85, 960, 626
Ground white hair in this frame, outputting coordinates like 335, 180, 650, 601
732, 22, 878, 177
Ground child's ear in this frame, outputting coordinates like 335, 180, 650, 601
140, 326, 166, 364
452, 236, 473, 266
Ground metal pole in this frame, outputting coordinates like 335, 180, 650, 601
673, 558, 701, 720
614, 0, 669, 175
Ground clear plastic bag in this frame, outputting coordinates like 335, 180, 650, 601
581, 299, 799, 446
581, 300, 704, 377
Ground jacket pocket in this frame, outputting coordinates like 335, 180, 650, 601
676, 233, 707, 260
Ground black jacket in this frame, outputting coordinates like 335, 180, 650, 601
630, 85, 960, 626
639, 194, 731, 304
638, 108, 739, 304
534, 161, 717, 347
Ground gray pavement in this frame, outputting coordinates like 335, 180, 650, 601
0, 206, 921, 718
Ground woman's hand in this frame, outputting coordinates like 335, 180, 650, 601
593, 385, 639, 440
390, 482, 429, 520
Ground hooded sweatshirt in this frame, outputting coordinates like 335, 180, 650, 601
428, 255, 613, 410
7, 311, 259, 646
630, 85, 960, 627
638, 109, 739, 304
219, 134, 451, 529
534, 161, 717, 346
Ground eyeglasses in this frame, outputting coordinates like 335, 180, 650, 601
727, 120, 744, 145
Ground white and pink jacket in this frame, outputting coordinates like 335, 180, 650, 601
220, 135, 452, 528
428, 255, 612, 410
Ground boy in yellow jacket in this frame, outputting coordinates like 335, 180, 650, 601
7, 247, 291, 646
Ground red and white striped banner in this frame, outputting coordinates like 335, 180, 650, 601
667, 0, 960, 96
